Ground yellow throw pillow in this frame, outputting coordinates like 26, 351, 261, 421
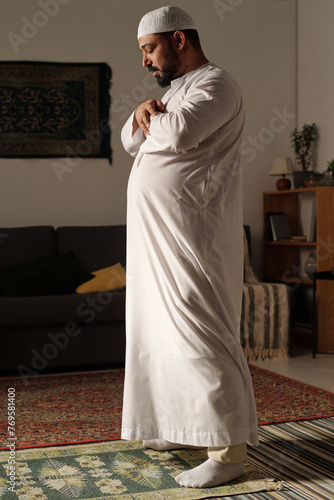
75, 263, 126, 294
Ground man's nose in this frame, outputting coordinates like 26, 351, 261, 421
142, 53, 150, 68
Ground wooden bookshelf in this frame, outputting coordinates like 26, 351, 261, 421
263, 186, 334, 351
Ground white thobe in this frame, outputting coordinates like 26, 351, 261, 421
121, 62, 259, 448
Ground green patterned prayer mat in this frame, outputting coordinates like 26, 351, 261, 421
0, 440, 281, 499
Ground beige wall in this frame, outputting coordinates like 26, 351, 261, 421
0, 0, 297, 275
297, 0, 334, 171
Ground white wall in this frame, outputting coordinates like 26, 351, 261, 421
0, 0, 297, 275
297, 0, 334, 171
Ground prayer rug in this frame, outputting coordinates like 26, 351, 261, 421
0, 440, 283, 499
0, 366, 333, 450
0, 61, 112, 162
1, 418, 334, 499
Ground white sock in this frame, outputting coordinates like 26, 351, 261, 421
142, 439, 205, 451
175, 459, 244, 488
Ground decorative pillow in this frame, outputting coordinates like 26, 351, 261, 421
0, 251, 94, 297
75, 263, 126, 294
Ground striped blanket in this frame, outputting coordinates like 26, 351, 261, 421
241, 229, 291, 360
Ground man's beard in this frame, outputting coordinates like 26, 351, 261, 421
154, 69, 174, 88
148, 49, 181, 88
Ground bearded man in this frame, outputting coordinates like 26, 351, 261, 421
121, 6, 259, 488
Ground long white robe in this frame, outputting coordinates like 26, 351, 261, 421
121, 62, 259, 448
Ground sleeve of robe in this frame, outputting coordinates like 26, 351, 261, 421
140, 77, 241, 155
121, 111, 145, 157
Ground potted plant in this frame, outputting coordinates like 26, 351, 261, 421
323, 159, 334, 185
326, 159, 334, 171
290, 123, 319, 187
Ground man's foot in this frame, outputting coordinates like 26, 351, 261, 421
175, 459, 244, 488
142, 439, 205, 451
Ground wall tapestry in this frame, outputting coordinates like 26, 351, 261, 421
0, 61, 112, 163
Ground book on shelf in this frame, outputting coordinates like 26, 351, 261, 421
308, 200, 317, 242
265, 212, 284, 240
291, 235, 308, 241
269, 213, 292, 241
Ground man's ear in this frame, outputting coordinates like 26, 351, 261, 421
173, 30, 186, 50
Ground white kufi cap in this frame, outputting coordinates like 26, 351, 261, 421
137, 6, 197, 39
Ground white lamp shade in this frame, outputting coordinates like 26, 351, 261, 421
270, 157, 293, 176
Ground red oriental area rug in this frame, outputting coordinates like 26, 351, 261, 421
0, 365, 333, 450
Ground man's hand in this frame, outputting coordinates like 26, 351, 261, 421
133, 99, 165, 137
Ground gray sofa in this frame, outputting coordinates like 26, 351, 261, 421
0, 224, 290, 377
0, 225, 126, 376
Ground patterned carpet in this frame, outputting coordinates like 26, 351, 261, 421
0, 418, 333, 499
0, 366, 334, 450
236, 417, 334, 500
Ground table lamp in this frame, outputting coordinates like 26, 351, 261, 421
270, 157, 293, 190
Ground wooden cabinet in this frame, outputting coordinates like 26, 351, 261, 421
263, 187, 334, 351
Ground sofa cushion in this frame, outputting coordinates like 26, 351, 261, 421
76, 263, 126, 294
0, 226, 56, 267
56, 225, 126, 272
0, 251, 94, 297
0, 289, 125, 327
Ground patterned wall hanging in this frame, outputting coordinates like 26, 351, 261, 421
0, 61, 112, 163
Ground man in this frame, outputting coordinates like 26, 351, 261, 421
121, 6, 259, 488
